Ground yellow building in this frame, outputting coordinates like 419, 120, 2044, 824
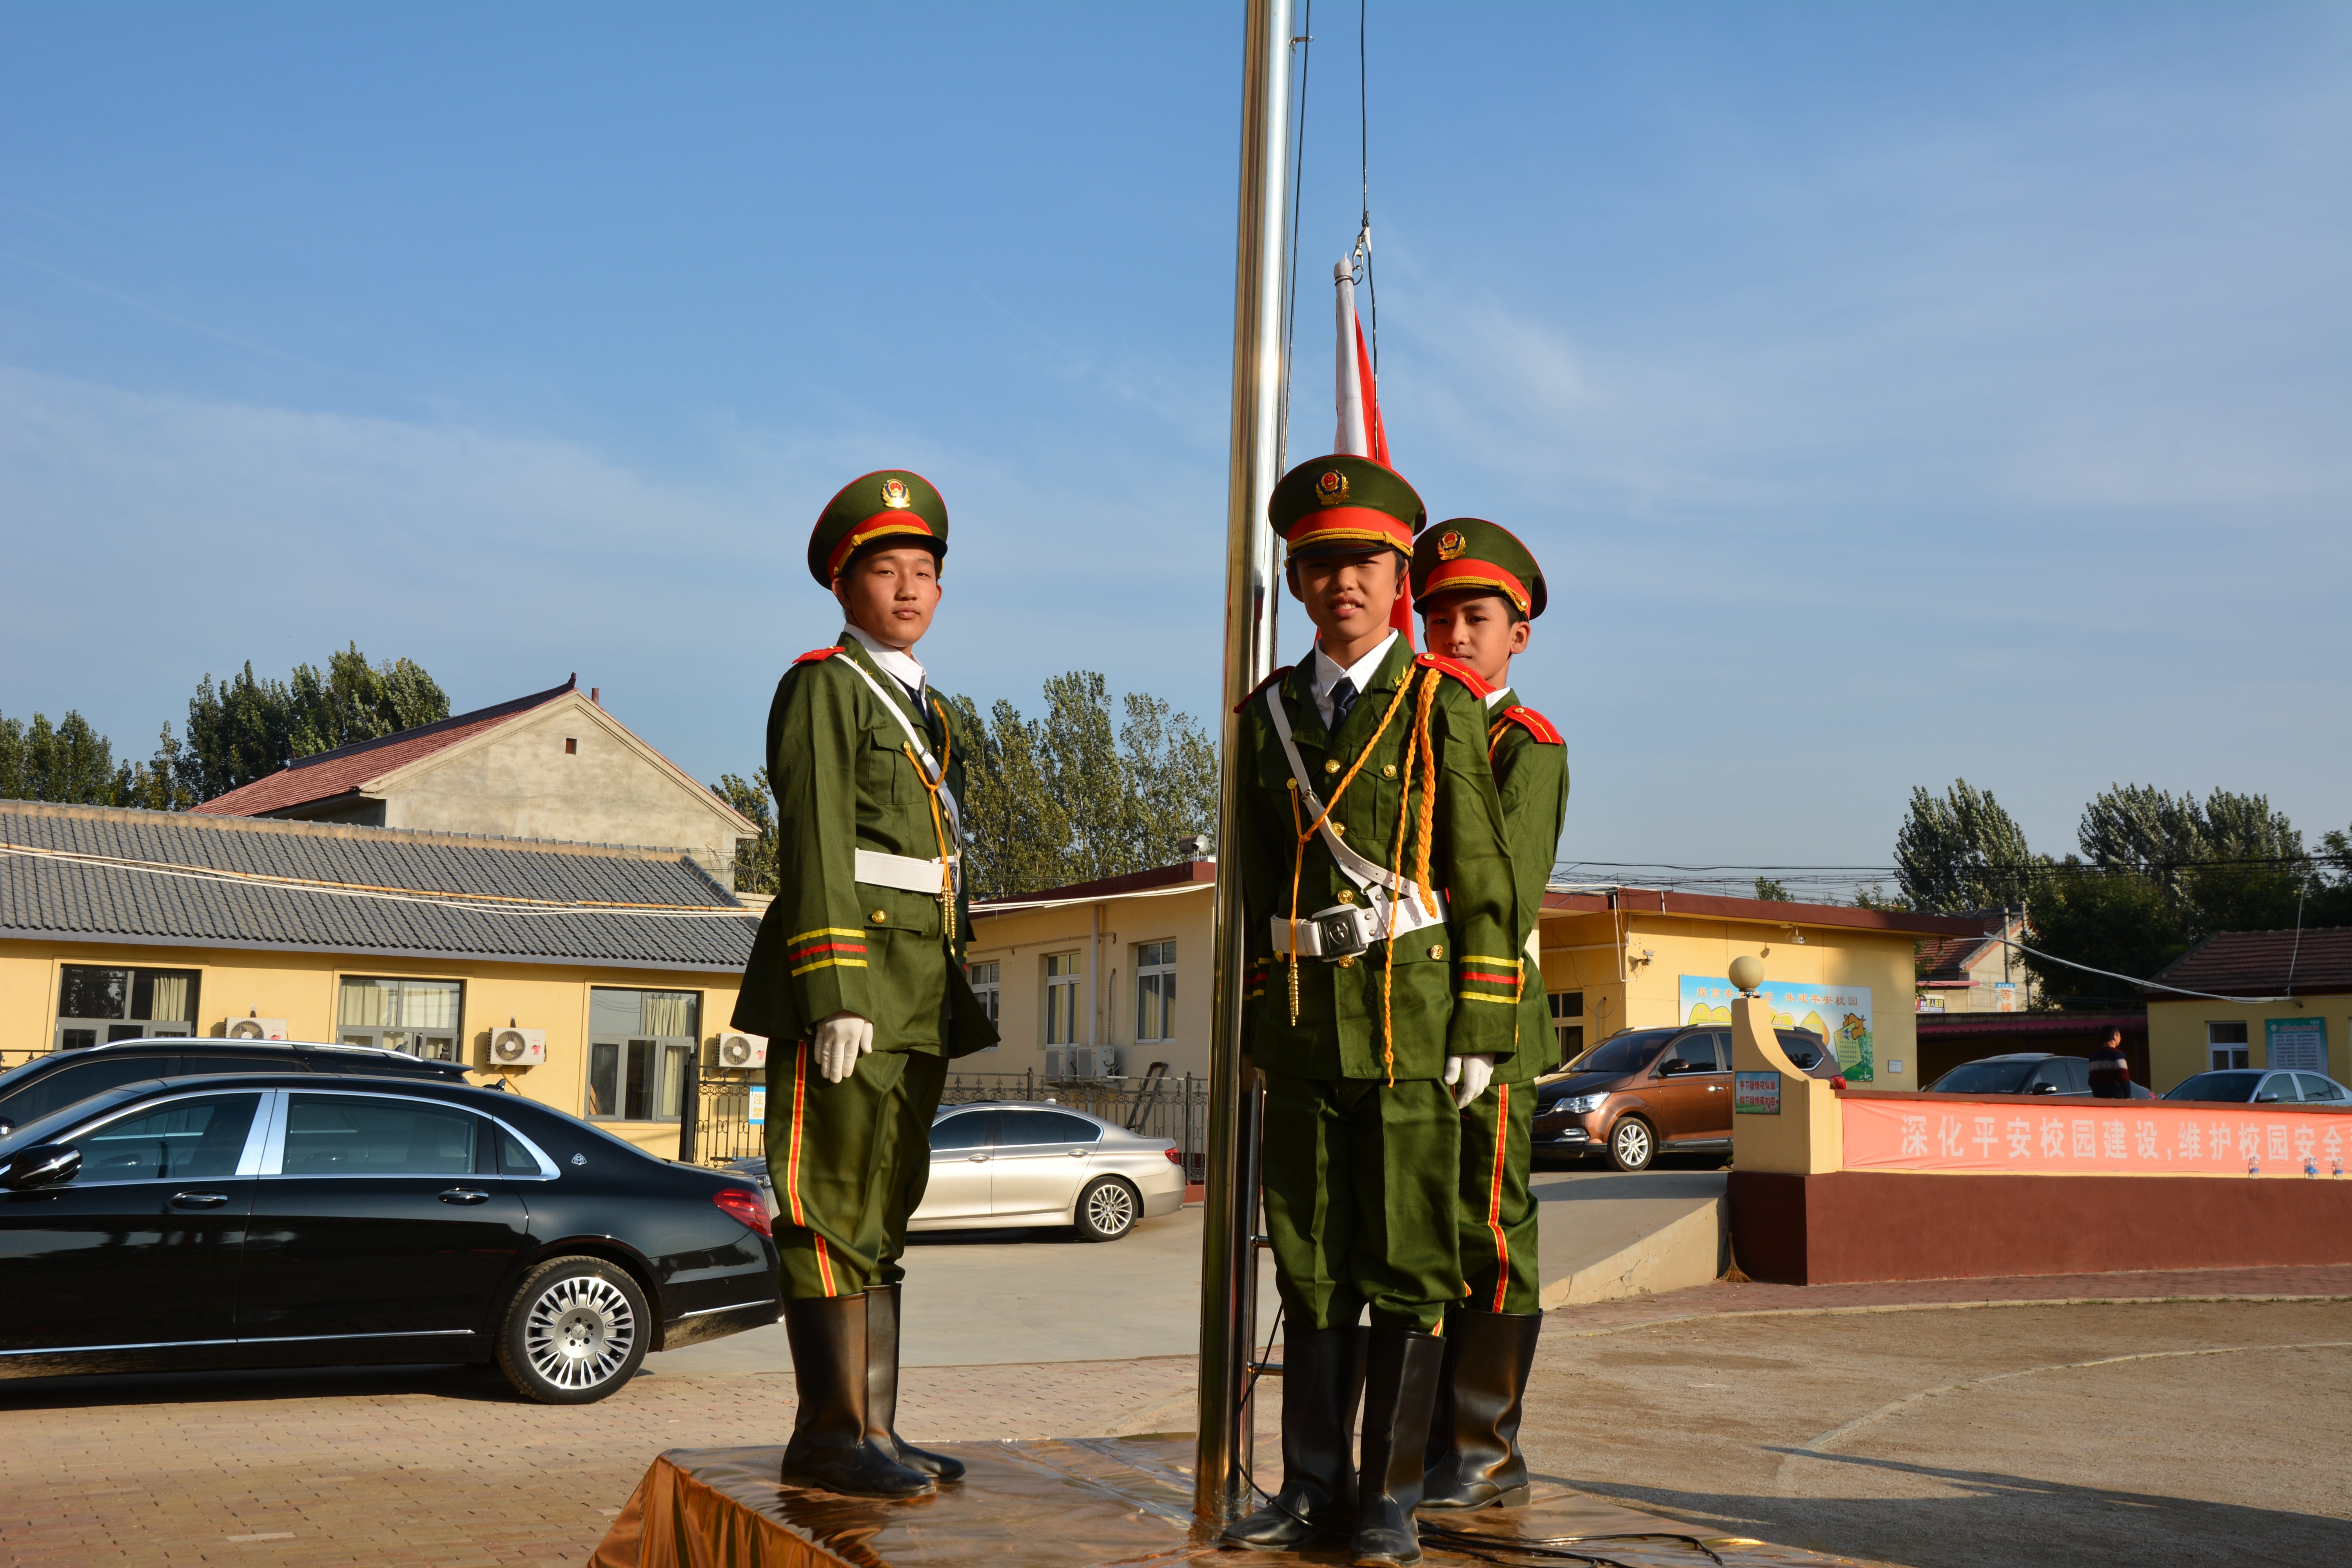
967, 866, 1980, 1088
2143, 927, 2352, 1090
0, 800, 761, 1159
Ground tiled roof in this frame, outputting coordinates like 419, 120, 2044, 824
2147, 928, 2352, 1000
1915, 912, 2017, 984
189, 677, 578, 817
973, 860, 1216, 911
0, 801, 758, 973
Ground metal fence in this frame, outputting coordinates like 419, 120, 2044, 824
688, 1064, 1210, 1182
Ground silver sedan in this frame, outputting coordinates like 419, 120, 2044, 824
911, 1102, 1186, 1241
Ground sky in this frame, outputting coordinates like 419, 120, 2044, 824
2, 3, 2346, 893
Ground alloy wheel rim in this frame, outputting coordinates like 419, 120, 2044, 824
523, 1274, 637, 1390
1087, 1181, 1136, 1234
1617, 1123, 1650, 1165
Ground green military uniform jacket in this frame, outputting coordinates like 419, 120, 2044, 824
1237, 638, 1520, 1082
733, 634, 998, 1058
1485, 690, 1570, 1085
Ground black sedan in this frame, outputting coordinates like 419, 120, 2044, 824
0, 1073, 779, 1403
0, 1038, 471, 1137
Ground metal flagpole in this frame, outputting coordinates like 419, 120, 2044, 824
1195, 0, 1295, 1526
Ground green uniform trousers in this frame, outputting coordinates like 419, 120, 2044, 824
764, 1037, 947, 1299
1260, 1068, 1461, 1334
1454, 1079, 1541, 1316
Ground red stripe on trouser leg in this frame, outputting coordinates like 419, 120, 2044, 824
1487, 1083, 1511, 1313
787, 1037, 810, 1227
814, 1235, 837, 1297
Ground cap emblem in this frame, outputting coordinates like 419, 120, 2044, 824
1436, 530, 1467, 561
1314, 470, 1350, 506
878, 477, 912, 510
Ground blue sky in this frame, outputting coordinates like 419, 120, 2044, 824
3, 4, 2346, 889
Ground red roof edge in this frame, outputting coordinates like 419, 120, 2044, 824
281, 675, 578, 773
974, 860, 1217, 908
1538, 886, 1991, 938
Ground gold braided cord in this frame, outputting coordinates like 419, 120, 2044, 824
1381, 679, 1425, 1087
1488, 715, 1510, 762
1287, 779, 1306, 1024
1281, 665, 1420, 1027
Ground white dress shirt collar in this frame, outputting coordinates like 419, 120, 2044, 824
1309, 631, 1398, 728
1485, 684, 1514, 710
844, 622, 927, 702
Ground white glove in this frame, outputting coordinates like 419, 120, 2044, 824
812, 1013, 875, 1083
1444, 1053, 1497, 1110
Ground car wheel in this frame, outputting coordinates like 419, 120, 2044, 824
1074, 1176, 1141, 1242
496, 1256, 649, 1405
1608, 1118, 1655, 1173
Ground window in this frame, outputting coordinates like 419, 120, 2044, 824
75, 1093, 260, 1183
996, 1109, 1100, 1147
281, 1093, 480, 1176
968, 962, 1001, 1029
1548, 991, 1584, 1065
2207, 1021, 2250, 1071
56, 965, 201, 1051
2297, 1074, 2345, 1103
586, 987, 699, 1122
929, 1109, 996, 1151
564, 737, 578, 754
337, 977, 463, 1062
1135, 941, 1176, 1043
1044, 953, 1081, 1046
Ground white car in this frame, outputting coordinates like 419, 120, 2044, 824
913, 1102, 1187, 1241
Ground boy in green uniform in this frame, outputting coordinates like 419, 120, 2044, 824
733, 469, 999, 1499
1408, 518, 1568, 1513
1220, 457, 1520, 1568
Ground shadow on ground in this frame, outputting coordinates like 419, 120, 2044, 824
1564, 1451, 2352, 1568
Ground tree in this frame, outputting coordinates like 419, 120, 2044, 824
1752, 877, 1790, 901
0, 710, 120, 804
181, 645, 450, 800
2021, 863, 2189, 1010
710, 771, 779, 894
1893, 779, 2042, 913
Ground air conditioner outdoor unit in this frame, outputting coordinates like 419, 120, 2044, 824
715, 1031, 769, 1069
488, 1027, 547, 1066
225, 1017, 288, 1041
1087, 1046, 1120, 1077
1044, 1046, 1069, 1078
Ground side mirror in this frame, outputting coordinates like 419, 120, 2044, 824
2254, 1093, 2279, 1103
2032, 1082, 2061, 1095
0, 1143, 80, 1191
1659, 1059, 1698, 1077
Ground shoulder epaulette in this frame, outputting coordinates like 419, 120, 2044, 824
1234, 665, 1294, 713
792, 646, 846, 665
1414, 651, 1494, 699
1495, 704, 1564, 746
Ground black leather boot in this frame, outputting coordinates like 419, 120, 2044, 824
1218, 1326, 1366, 1551
780, 1295, 934, 1498
866, 1283, 965, 1482
1351, 1327, 1444, 1566
1418, 1308, 1541, 1511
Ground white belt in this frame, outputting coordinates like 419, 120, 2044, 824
854, 848, 957, 896
1271, 884, 1449, 961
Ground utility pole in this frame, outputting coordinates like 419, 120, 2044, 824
1195, 0, 1294, 1526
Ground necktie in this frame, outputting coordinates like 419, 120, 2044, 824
1328, 676, 1358, 729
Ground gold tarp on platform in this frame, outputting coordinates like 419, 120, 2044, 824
586, 1436, 1871, 1568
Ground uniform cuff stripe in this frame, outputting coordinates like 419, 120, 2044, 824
791, 955, 870, 977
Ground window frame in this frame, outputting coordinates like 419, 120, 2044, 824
334, 975, 466, 1063
257, 1088, 559, 1178
52, 1088, 273, 1185
584, 986, 702, 1123
1043, 951, 1082, 1047
1547, 990, 1584, 1067
54, 963, 203, 1053
967, 961, 1002, 1033
1134, 940, 1176, 1044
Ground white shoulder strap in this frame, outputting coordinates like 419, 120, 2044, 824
836, 653, 963, 845
1263, 681, 1428, 903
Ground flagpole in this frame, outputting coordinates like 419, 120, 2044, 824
1196, 0, 1294, 1525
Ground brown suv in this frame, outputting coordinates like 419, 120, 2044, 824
1532, 1024, 1842, 1172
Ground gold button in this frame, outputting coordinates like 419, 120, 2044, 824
1332, 824, 1346, 836
869, 910, 887, 924
1335, 889, 1355, 905
1428, 945, 1445, 960
1336, 956, 1357, 969
1382, 764, 1397, 778
1323, 759, 1342, 775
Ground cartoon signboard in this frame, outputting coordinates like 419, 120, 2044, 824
1681, 975, 1875, 1083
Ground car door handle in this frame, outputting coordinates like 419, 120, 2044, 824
965, 1154, 989, 1163
170, 1191, 230, 1208
1068, 1149, 1087, 1157
438, 1188, 490, 1205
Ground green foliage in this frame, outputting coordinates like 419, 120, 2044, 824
1752, 877, 1790, 901
2021, 862, 2190, 1009
1893, 779, 2043, 913
711, 770, 779, 894
0, 710, 121, 805
181, 644, 450, 800
944, 673, 1218, 900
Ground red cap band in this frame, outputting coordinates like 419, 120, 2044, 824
1418, 558, 1531, 615
1283, 504, 1414, 555
827, 512, 937, 580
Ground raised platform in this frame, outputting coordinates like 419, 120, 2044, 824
585, 1436, 1865, 1568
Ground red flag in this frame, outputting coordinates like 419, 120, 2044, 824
1335, 260, 1409, 643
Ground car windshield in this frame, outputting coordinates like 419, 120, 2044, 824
2164, 1071, 2264, 1103
1931, 1059, 2040, 1093
1568, 1031, 1675, 1076
0, 1082, 169, 1154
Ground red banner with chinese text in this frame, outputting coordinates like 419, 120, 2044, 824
1843, 1095, 2350, 1178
